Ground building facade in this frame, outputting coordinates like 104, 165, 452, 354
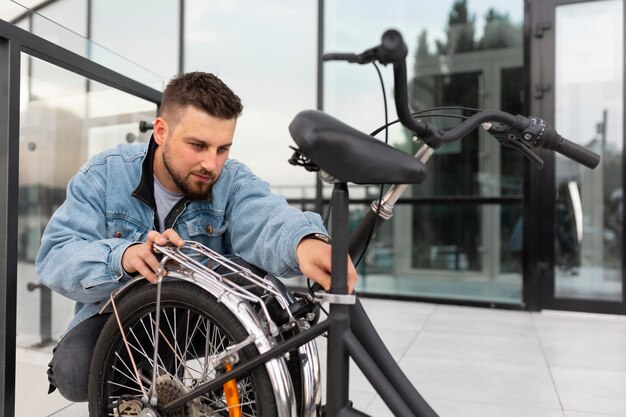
1, 0, 624, 415
1, 0, 623, 354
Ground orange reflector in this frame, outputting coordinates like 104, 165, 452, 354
223, 363, 242, 417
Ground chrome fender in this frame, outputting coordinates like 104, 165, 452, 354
298, 335, 322, 417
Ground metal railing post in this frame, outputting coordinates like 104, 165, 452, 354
0, 33, 21, 417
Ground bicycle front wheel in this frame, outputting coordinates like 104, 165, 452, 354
88, 281, 278, 417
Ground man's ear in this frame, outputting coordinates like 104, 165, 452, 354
153, 117, 167, 145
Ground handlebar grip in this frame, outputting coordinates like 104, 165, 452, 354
323, 53, 360, 62
554, 138, 600, 169
541, 128, 600, 169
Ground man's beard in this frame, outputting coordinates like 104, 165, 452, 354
162, 145, 215, 200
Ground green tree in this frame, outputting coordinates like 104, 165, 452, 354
479, 8, 522, 49
416, 29, 430, 59
436, 0, 476, 54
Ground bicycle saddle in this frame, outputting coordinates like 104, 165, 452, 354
289, 110, 428, 184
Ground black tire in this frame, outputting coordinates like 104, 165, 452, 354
88, 281, 278, 417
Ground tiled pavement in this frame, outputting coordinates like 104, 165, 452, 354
16, 298, 626, 417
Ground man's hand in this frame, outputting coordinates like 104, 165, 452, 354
296, 237, 358, 294
121, 229, 185, 283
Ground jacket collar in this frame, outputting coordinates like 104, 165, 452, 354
131, 134, 158, 209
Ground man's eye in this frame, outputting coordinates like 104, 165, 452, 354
191, 143, 203, 149
218, 147, 230, 153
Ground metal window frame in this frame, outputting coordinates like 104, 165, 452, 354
0, 18, 162, 417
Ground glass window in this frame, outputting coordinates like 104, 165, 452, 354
90, 0, 179, 83
185, 0, 318, 198
324, 0, 524, 304
1, 1, 33, 22
31, 0, 87, 37
25, 0, 88, 72
14, 0, 166, 88
341, 202, 523, 303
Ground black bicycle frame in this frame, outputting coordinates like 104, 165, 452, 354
161, 182, 438, 417
323, 182, 438, 417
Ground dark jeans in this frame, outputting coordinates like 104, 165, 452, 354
47, 313, 111, 402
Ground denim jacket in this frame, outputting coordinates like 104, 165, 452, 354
36, 138, 326, 332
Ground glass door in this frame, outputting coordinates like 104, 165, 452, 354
554, 0, 623, 302
528, 0, 624, 313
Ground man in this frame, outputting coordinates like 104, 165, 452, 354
36, 71, 357, 402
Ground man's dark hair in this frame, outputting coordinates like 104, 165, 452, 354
161, 72, 243, 120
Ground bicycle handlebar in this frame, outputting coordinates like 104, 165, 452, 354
443, 111, 600, 169
325, 30, 444, 146
323, 29, 600, 169
307, 29, 601, 296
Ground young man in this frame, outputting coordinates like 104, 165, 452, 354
36, 72, 357, 402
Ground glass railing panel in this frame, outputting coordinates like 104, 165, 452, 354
7, 0, 164, 90
15, 53, 157, 416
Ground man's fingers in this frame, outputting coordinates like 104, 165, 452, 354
302, 265, 331, 291
140, 245, 161, 273
135, 262, 157, 283
303, 260, 356, 293
122, 242, 161, 282
122, 230, 183, 284
162, 229, 185, 246
125, 249, 158, 283
147, 230, 168, 246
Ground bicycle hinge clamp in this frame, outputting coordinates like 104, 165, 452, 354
371, 199, 394, 220
314, 292, 356, 305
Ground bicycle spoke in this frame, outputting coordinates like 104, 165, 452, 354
110, 294, 148, 399
111, 363, 141, 387
178, 312, 208, 376
150, 312, 170, 373
120, 332, 166, 375
149, 314, 204, 377
106, 379, 145, 394
101, 297, 264, 416
162, 307, 180, 373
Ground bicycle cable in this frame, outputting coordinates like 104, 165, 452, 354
353, 62, 389, 269
369, 106, 481, 138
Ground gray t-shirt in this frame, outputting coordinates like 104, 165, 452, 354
153, 175, 184, 232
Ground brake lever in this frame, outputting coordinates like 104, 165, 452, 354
501, 139, 544, 169
482, 122, 544, 169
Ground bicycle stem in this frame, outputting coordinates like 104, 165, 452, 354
377, 144, 435, 210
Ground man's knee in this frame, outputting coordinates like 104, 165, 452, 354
48, 314, 110, 402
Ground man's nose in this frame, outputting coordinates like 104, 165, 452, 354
199, 150, 217, 172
